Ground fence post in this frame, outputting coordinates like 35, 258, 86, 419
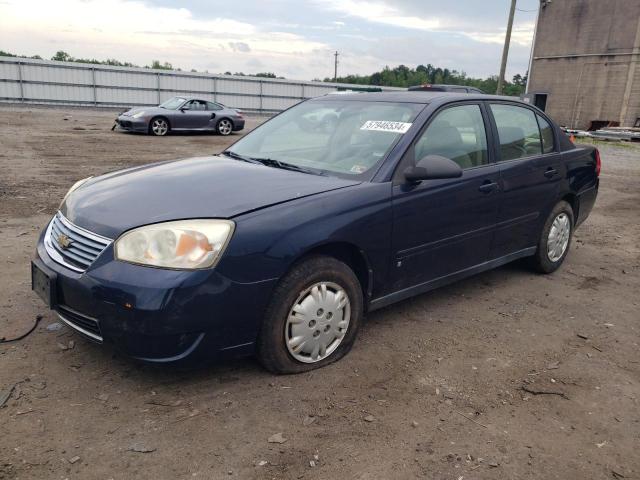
301, 83, 305, 99
156, 73, 161, 103
91, 67, 97, 106
213, 77, 217, 102
17, 61, 24, 102
259, 80, 263, 114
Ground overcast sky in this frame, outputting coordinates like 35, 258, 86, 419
0, 0, 539, 80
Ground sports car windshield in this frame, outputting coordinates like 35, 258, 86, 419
227, 100, 424, 178
159, 96, 186, 110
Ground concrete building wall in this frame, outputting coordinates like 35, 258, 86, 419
528, 0, 640, 129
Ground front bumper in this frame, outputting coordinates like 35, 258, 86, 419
33, 229, 277, 364
115, 115, 148, 133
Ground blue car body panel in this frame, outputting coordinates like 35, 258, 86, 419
34, 92, 599, 364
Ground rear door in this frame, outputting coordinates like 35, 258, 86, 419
390, 102, 501, 291
487, 102, 562, 258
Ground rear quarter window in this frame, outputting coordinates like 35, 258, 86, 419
537, 114, 555, 153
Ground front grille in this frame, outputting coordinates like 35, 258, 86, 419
45, 212, 112, 272
119, 120, 132, 128
57, 305, 103, 342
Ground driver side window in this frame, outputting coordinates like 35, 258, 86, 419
414, 104, 489, 169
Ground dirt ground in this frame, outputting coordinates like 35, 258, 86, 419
0, 106, 639, 480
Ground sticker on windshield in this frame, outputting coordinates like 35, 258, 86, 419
361, 120, 412, 134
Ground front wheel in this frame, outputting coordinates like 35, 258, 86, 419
149, 118, 170, 136
217, 119, 233, 136
256, 256, 363, 374
530, 200, 574, 273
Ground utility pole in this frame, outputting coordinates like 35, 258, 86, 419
496, 0, 517, 94
333, 51, 339, 82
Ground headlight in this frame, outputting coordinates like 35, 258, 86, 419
115, 220, 235, 270
132, 111, 146, 118
60, 177, 92, 207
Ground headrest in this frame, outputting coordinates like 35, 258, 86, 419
499, 127, 525, 146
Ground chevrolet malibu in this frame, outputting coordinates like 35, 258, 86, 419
32, 92, 600, 373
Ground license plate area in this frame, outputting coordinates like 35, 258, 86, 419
31, 261, 57, 308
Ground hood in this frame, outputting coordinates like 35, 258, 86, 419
62, 156, 360, 238
122, 106, 162, 116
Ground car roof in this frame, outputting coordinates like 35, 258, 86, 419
312, 91, 519, 104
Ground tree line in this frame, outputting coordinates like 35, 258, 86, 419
0, 50, 526, 94
0, 50, 280, 77
324, 64, 527, 95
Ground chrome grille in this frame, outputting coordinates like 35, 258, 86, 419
44, 212, 112, 272
57, 305, 103, 343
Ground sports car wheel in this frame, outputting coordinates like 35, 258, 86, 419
150, 118, 169, 136
217, 119, 233, 136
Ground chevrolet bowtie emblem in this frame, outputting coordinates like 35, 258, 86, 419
57, 233, 72, 250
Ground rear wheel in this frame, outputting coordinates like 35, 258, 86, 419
217, 118, 233, 136
530, 200, 574, 273
256, 256, 363, 374
149, 117, 170, 136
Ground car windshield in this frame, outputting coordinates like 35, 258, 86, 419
227, 100, 424, 178
159, 96, 186, 110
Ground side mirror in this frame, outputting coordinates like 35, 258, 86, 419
180, 106, 189, 112
404, 155, 463, 183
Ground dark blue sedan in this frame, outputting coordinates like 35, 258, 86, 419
31, 92, 600, 373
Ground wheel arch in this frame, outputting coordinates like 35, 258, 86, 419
289, 242, 373, 306
148, 115, 171, 134
560, 192, 579, 222
217, 116, 234, 128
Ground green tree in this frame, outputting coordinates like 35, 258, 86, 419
148, 60, 173, 70
51, 50, 72, 62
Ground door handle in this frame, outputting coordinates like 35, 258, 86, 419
544, 168, 558, 179
478, 180, 499, 193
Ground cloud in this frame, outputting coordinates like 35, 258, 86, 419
315, 0, 441, 30
0, 0, 330, 78
228, 41, 251, 53
0, 0, 537, 80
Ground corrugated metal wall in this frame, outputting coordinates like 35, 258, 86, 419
0, 57, 400, 114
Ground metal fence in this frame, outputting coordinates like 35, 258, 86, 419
0, 56, 399, 114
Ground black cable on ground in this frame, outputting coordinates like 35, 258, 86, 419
0, 314, 43, 344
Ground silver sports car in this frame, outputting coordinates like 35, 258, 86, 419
114, 96, 245, 136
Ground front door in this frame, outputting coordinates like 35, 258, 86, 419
178, 100, 212, 129
390, 103, 501, 292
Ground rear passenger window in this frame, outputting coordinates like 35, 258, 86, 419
414, 104, 488, 169
490, 104, 542, 161
537, 115, 555, 153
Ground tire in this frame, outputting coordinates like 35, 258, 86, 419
217, 118, 233, 136
149, 117, 170, 136
256, 255, 364, 374
529, 200, 574, 273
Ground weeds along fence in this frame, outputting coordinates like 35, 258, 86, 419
0, 56, 400, 114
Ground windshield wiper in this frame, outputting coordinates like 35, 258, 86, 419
221, 150, 262, 164
251, 157, 326, 176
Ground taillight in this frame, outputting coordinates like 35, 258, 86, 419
595, 149, 601, 176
